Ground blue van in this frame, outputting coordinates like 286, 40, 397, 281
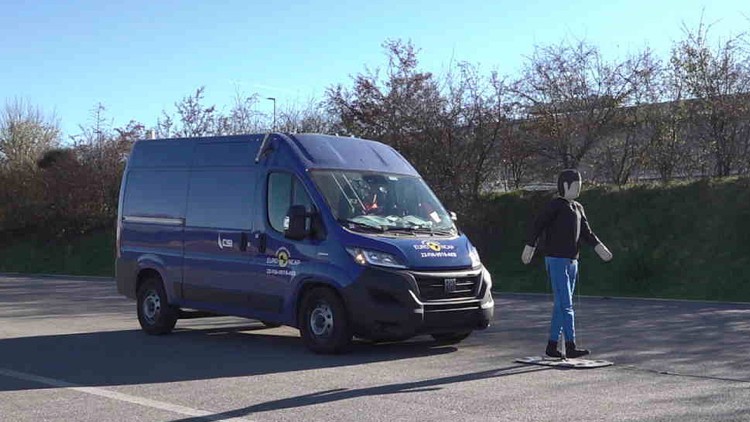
116, 133, 494, 353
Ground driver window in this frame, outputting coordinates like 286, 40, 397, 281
293, 178, 313, 212
267, 172, 314, 233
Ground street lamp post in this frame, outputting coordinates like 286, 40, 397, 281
266, 97, 276, 131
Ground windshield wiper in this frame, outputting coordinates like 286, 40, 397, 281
337, 218, 386, 232
385, 225, 455, 236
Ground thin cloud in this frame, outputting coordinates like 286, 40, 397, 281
231, 81, 300, 95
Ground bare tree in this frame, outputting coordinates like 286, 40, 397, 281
644, 61, 692, 183
70, 103, 113, 146
513, 40, 652, 170
592, 49, 661, 186
157, 87, 222, 138
326, 40, 516, 207
326, 40, 443, 145
276, 98, 336, 134
438, 65, 517, 199
226, 90, 264, 134
157, 87, 280, 137
671, 20, 750, 177
53, 105, 143, 232
325, 40, 448, 194
500, 125, 537, 189
0, 99, 60, 169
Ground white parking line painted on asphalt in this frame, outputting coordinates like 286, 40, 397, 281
0, 368, 254, 422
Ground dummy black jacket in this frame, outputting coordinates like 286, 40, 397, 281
526, 197, 601, 259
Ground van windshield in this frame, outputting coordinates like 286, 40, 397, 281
310, 170, 456, 234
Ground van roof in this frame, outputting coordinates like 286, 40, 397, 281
128, 133, 419, 176
288, 133, 418, 176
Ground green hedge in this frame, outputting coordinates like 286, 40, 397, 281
464, 177, 750, 302
0, 229, 115, 277
2, 177, 749, 302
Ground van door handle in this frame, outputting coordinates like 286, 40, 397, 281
240, 232, 248, 252
257, 233, 267, 254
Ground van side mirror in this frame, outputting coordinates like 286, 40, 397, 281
450, 211, 458, 222
284, 205, 309, 240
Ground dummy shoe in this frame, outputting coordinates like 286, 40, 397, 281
546, 340, 563, 358
565, 341, 590, 358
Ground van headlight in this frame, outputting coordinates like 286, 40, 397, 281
469, 246, 482, 269
346, 247, 406, 269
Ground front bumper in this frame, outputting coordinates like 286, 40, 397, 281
341, 266, 495, 340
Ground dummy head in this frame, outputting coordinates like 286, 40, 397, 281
557, 169, 582, 200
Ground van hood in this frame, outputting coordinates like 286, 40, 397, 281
387, 235, 476, 270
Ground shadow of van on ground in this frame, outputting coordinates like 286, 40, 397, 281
0, 322, 462, 392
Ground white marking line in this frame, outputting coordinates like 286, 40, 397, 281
0, 368, 253, 422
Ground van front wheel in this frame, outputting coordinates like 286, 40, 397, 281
299, 287, 352, 354
137, 277, 178, 335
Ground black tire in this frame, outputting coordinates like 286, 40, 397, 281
299, 287, 352, 354
136, 277, 178, 335
431, 331, 472, 345
260, 320, 282, 328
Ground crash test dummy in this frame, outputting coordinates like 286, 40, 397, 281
521, 169, 613, 358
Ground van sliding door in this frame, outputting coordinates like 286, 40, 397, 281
181, 168, 256, 310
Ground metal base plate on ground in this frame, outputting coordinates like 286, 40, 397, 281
515, 356, 614, 369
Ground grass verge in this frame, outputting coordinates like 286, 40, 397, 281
1, 178, 749, 302
0, 229, 114, 277
465, 177, 750, 302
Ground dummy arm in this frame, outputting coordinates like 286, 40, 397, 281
579, 204, 613, 262
522, 201, 558, 265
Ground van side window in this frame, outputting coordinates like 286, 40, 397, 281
186, 169, 254, 230
123, 170, 189, 218
267, 172, 314, 233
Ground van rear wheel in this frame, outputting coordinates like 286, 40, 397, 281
137, 277, 178, 335
299, 287, 352, 354
431, 331, 471, 345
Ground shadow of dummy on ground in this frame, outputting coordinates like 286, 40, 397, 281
166, 364, 550, 422
495, 294, 750, 382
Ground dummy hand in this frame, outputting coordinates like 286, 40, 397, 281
521, 245, 536, 265
595, 243, 613, 262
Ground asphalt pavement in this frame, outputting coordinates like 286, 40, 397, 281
0, 274, 748, 421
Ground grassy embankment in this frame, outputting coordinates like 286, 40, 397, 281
0, 229, 114, 277
1, 177, 749, 301
465, 177, 750, 302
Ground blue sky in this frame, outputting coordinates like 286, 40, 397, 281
1, 0, 748, 139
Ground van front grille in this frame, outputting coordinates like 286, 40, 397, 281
413, 272, 480, 301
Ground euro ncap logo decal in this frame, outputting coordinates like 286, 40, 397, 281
267, 247, 299, 268
266, 247, 300, 279
277, 248, 290, 268
412, 240, 457, 258
413, 240, 453, 251
426, 241, 442, 252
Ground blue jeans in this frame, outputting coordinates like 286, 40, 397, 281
546, 257, 578, 343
